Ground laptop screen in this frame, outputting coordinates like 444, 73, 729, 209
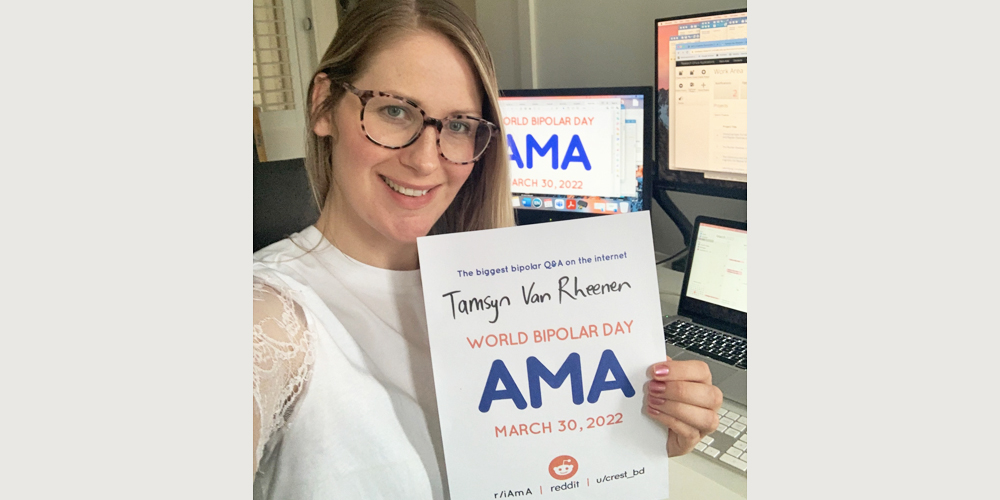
677, 217, 747, 335
686, 223, 747, 313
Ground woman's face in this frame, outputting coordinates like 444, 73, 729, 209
316, 30, 483, 250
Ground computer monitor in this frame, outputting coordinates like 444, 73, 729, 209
655, 9, 747, 200
497, 87, 653, 225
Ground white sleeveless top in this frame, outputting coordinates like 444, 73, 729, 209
252, 226, 446, 500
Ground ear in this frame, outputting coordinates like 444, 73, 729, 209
311, 72, 335, 138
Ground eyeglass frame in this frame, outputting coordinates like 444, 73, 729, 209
338, 82, 499, 165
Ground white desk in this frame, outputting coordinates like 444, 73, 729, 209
656, 264, 747, 499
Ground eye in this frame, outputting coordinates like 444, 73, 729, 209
447, 119, 473, 135
381, 105, 409, 120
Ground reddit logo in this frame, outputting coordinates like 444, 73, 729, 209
548, 455, 579, 480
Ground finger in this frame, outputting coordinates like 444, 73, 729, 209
645, 402, 701, 439
647, 380, 723, 411
648, 359, 713, 384
645, 356, 672, 378
644, 404, 701, 456
645, 396, 719, 438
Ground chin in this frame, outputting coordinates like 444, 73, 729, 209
385, 217, 439, 244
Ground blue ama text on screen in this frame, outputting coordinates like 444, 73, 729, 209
508, 134, 592, 171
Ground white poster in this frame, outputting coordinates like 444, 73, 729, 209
417, 212, 669, 499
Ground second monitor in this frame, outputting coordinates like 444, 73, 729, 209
497, 87, 653, 225
655, 9, 747, 200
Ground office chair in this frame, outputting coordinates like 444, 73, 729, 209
253, 155, 320, 252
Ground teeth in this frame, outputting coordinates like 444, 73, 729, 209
382, 176, 429, 197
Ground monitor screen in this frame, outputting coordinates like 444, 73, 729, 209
678, 216, 747, 334
497, 87, 653, 225
655, 9, 747, 200
685, 222, 747, 313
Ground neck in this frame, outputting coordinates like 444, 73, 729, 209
314, 200, 420, 271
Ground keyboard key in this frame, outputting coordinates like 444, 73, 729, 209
726, 410, 742, 418
700, 435, 714, 445
739, 433, 747, 442
703, 446, 721, 458
726, 447, 741, 457
689, 345, 740, 366
731, 423, 746, 432
724, 428, 741, 438
720, 454, 748, 471
716, 426, 728, 435
720, 417, 734, 427
733, 440, 747, 451
667, 318, 747, 368
738, 416, 747, 425
695, 442, 707, 452
740, 452, 747, 463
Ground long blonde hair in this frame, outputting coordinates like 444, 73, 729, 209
304, 0, 514, 234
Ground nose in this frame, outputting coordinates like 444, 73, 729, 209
400, 122, 442, 175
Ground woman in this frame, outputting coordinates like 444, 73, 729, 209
253, 1, 723, 498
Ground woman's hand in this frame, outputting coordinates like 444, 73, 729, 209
644, 357, 724, 457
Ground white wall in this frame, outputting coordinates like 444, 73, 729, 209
475, 0, 526, 91
476, 0, 748, 257
450, 0, 477, 19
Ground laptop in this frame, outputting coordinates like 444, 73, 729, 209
662, 216, 747, 406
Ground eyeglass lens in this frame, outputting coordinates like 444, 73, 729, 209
362, 95, 491, 163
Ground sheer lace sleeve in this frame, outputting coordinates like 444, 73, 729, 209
253, 276, 315, 475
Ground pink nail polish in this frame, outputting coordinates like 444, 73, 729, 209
647, 406, 662, 415
649, 396, 666, 405
649, 381, 666, 394
654, 366, 670, 377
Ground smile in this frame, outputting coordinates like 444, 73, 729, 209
381, 175, 431, 197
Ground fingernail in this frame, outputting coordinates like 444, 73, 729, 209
647, 405, 662, 415
649, 381, 666, 394
654, 366, 670, 377
648, 396, 666, 405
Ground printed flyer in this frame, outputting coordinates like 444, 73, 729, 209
417, 211, 669, 499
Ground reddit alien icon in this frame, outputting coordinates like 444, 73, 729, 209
548, 455, 579, 480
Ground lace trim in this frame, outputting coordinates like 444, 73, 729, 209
253, 276, 316, 470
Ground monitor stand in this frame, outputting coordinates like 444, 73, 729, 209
653, 186, 693, 247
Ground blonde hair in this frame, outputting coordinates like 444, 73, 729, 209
305, 0, 514, 234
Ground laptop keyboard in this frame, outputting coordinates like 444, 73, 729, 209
663, 321, 747, 369
695, 406, 748, 474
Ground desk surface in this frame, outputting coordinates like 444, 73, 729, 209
656, 264, 747, 499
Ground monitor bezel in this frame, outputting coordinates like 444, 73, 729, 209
654, 8, 748, 201
498, 86, 654, 225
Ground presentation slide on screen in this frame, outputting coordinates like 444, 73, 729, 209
500, 97, 638, 199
